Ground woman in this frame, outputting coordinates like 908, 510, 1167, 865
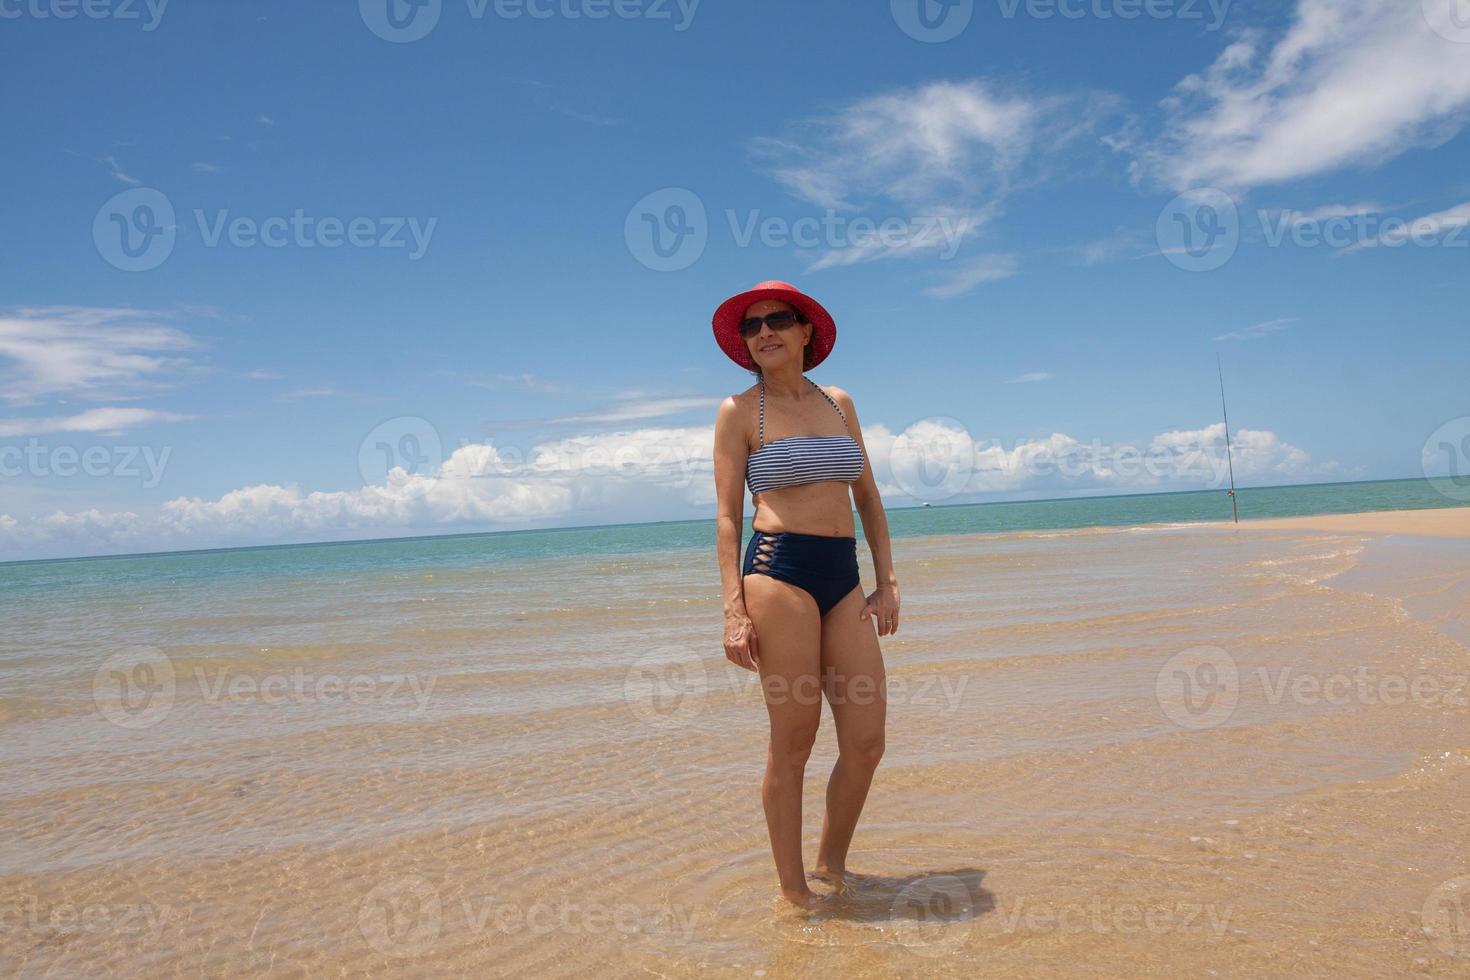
710, 279, 901, 908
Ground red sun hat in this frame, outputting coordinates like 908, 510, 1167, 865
711, 280, 837, 371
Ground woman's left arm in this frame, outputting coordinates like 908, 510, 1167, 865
829, 386, 900, 636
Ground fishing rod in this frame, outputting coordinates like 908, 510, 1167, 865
1216, 352, 1239, 524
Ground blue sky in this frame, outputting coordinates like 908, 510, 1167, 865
2, 0, 1468, 560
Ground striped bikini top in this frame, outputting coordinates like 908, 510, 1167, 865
746, 376, 866, 496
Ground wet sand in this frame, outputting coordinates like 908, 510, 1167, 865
2, 518, 1468, 977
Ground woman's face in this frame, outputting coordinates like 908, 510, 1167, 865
742, 300, 811, 370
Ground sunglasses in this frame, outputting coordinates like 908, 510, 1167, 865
739, 310, 805, 338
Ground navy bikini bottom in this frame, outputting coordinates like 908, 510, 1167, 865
742, 529, 861, 617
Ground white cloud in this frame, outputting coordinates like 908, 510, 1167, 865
1079, 230, 1151, 265
518, 79, 620, 127
0, 407, 191, 437
475, 372, 560, 393
0, 307, 199, 405
1280, 202, 1385, 224
103, 154, 140, 185
765, 79, 1036, 210
277, 387, 346, 402
153, 451, 576, 544
1148, 423, 1321, 481
550, 396, 721, 424
1213, 317, 1298, 342
1137, 0, 1470, 192
923, 253, 1020, 298
750, 79, 1118, 279
878, 421, 1331, 501
37, 508, 147, 543
1346, 199, 1470, 251
1005, 372, 1053, 384
0, 418, 1338, 560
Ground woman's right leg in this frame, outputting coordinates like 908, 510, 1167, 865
741, 571, 823, 905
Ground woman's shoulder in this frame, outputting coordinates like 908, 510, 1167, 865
812, 380, 854, 409
724, 383, 761, 405
716, 384, 761, 418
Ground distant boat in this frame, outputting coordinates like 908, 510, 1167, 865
922, 502, 931, 508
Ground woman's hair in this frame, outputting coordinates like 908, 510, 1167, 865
748, 309, 814, 377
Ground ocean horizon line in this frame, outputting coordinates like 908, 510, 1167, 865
0, 474, 1445, 569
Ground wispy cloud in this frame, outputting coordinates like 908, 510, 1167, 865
1005, 372, 1053, 384
0, 307, 200, 405
519, 79, 620, 126
754, 79, 1036, 211
192, 162, 222, 174
473, 372, 561, 393
1213, 317, 1298, 341
102, 154, 140, 185
749, 79, 1119, 281
1078, 229, 1154, 265
0, 407, 191, 437
257, 114, 275, 126
1345, 199, 1470, 252
1277, 202, 1385, 225
1136, 0, 1470, 192
924, 253, 1020, 298
276, 387, 347, 402
550, 395, 722, 425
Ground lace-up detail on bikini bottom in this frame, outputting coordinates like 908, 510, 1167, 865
748, 533, 780, 574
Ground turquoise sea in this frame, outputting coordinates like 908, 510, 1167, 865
0, 477, 1458, 596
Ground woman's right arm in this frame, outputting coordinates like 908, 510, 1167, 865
713, 395, 759, 671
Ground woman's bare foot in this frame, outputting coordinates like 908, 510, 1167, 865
780, 885, 825, 909
814, 865, 881, 893
810, 865, 847, 892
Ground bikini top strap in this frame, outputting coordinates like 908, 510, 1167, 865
757, 377, 765, 448
806, 376, 852, 433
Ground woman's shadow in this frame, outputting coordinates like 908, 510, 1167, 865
803, 866, 993, 927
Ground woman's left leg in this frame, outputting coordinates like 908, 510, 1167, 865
814, 585, 887, 881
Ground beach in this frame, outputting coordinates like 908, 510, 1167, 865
1231, 506, 1470, 539
2, 500, 1468, 977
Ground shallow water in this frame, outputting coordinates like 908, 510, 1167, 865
2, 520, 1469, 977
